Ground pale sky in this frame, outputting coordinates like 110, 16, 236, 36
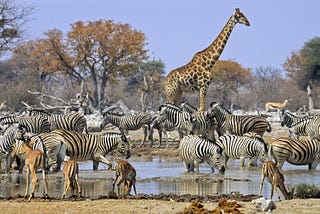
17, 0, 320, 74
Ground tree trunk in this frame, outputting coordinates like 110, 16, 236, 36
90, 71, 99, 108
307, 84, 314, 111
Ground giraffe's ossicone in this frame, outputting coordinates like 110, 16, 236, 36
164, 8, 250, 111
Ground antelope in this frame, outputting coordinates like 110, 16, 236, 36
259, 160, 294, 200
265, 98, 291, 112
21, 141, 48, 200
61, 159, 81, 199
112, 160, 137, 196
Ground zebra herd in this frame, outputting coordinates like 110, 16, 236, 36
1, 102, 320, 199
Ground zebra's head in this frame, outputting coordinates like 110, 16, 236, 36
5, 123, 27, 141
117, 134, 131, 159
207, 141, 226, 174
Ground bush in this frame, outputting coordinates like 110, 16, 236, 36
295, 183, 320, 198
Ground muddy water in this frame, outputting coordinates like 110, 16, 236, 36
1, 159, 320, 200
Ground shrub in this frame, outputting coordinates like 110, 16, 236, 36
295, 183, 320, 198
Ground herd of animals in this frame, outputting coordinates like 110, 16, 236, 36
0, 8, 318, 204
0, 99, 319, 201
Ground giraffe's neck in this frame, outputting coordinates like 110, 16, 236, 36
191, 15, 236, 70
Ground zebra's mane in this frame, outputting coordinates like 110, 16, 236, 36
28, 109, 51, 117
212, 103, 232, 115
159, 103, 182, 112
0, 115, 17, 122
198, 135, 223, 152
103, 112, 125, 117
180, 102, 197, 113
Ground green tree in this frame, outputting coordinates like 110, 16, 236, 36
284, 37, 320, 109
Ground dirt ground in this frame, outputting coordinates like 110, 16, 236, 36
1, 125, 320, 213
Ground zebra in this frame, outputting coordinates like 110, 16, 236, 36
207, 102, 272, 137
29, 110, 88, 133
100, 111, 152, 143
280, 109, 320, 140
269, 137, 320, 169
0, 124, 27, 173
157, 103, 194, 139
0, 115, 51, 134
179, 134, 225, 173
216, 132, 268, 167
49, 129, 131, 170
180, 102, 218, 141
144, 115, 178, 148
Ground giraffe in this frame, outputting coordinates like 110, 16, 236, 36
164, 8, 250, 111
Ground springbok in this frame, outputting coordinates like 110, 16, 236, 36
112, 160, 137, 196
21, 141, 48, 200
259, 160, 294, 200
61, 159, 81, 199
265, 98, 291, 112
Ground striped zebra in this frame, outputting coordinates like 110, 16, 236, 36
29, 110, 88, 133
49, 129, 131, 170
180, 102, 218, 141
145, 115, 179, 148
0, 124, 26, 172
0, 115, 51, 134
179, 134, 225, 173
157, 103, 194, 138
11, 132, 65, 172
208, 102, 272, 137
280, 109, 320, 140
269, 137, 320, 169
101, 112, 152, 143
216, 132, 268, 167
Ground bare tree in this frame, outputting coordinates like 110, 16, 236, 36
0, 0, 34, 55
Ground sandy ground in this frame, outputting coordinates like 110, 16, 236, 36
1, 123, 320, 213
1, 197, 320, 214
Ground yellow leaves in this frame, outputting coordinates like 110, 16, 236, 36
211, 60, 252, 84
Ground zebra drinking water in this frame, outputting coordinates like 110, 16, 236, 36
179, 134, 225, 173
216, 132, 268, 167
49, 129, 131, 170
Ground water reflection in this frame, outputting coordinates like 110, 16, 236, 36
1, 159, 320, 200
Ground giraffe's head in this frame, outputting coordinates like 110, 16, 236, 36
234, 8, 250, 26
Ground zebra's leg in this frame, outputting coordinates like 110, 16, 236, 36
140, 125, 148, 147
157, 129, 162, 148
309, 160, 319, 170
183, 162, 190, 172
194, 161, 200, 173
93, 161, 99, 171
206, 159, 215, 172
239, 156, 245, 167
